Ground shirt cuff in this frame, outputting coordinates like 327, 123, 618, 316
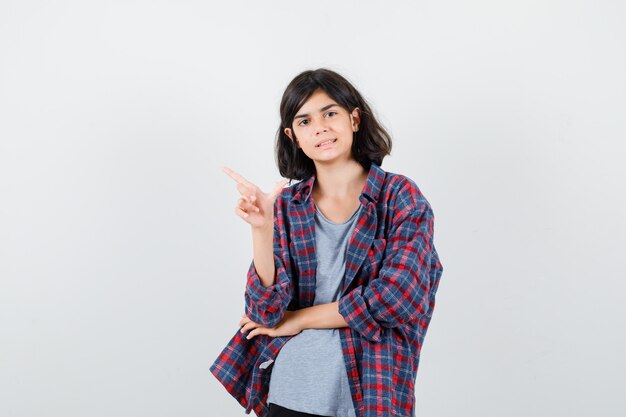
338, 286, 383, 343
244, 254, 291, 327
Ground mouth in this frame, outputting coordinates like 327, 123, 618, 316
316, 138, 337, 148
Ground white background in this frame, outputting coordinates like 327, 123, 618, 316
1, 1, 625, 416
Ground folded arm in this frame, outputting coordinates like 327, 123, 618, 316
337, 201, 438, 342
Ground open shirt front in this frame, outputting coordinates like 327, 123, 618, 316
210, 162, 444, 417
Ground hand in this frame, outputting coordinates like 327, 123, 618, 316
238, 311, 304, 340
222, 166, 288, 230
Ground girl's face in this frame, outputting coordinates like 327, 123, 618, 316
284, 89, 360, 165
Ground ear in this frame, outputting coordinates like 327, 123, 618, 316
284, 127, 299, 147
351, 107, 361, 131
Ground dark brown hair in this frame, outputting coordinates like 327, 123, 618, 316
275, 68, 392, 182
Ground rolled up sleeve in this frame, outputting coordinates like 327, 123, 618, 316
338, 201, 437, 343
245, 251, 293, 327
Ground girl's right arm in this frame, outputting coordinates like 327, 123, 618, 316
244, 204, 294, 328
222, 166, 292, 327
251, 223, 276, 288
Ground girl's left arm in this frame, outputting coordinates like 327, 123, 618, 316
293, 301, 349, 330
337, 198, 443, 343
240, 300, 347, 340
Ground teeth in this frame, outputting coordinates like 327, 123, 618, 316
318, 139, 335, 147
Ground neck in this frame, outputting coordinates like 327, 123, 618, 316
312, 160, 368, 201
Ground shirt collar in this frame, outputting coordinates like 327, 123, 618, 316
291, 162, 385, 205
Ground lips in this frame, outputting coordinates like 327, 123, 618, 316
316, 138, 337, 147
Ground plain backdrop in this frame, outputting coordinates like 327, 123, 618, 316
1, 1, 625, 416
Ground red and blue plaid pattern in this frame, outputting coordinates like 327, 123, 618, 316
210, 162, 443, 417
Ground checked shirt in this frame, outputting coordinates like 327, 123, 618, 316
210, 162, 444, 417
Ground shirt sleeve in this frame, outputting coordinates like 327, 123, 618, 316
244, 199, 294, 328
338, 200, 438, 343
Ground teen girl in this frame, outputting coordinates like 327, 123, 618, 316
213, 68, 443, 417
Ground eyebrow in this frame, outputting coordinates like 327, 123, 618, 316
294, 104, 339, 120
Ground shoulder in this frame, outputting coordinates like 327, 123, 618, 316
379, 168, 433, 217
272, 180, 306, 218
275, 180, 302, 206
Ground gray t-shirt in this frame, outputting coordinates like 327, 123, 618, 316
267, 201, 362, 417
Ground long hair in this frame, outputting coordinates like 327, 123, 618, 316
275, 68, 392, 182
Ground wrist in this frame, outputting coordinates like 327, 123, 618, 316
293, 308, 310, 331
251, 221, 273, 233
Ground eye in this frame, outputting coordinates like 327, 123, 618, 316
297, 111, 336, 127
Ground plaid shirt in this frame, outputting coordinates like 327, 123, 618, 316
210, 162, 443, 417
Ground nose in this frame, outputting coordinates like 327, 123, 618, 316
311, 116, 328, 134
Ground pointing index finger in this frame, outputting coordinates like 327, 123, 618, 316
222, 166, 251, 187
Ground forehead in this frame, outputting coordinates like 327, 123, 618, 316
297, 90, 338, 112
